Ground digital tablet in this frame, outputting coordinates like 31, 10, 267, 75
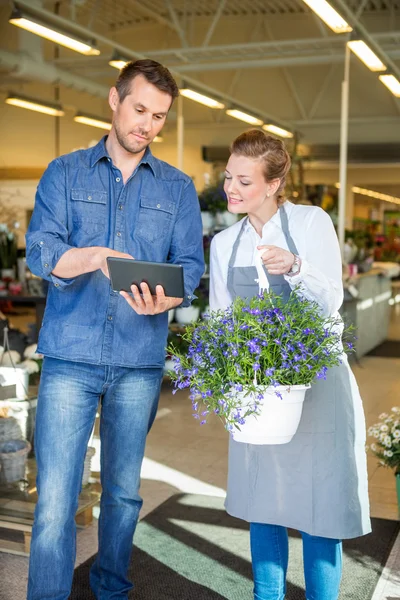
107, 257, 185, 298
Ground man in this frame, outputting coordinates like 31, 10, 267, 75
26, 59, 204, 600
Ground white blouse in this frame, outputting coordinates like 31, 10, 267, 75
209, 201, 343, 318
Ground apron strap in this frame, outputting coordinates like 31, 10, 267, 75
279, 203, 299, 255
227, 219, 248, 294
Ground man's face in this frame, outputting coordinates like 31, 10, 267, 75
109, 74, 172, 155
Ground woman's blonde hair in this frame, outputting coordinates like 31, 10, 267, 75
230, 129, 291, 205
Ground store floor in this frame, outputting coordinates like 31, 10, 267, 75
1, 305, 400, 598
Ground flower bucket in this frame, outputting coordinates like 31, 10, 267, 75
0, 439, 31, 484
231, 384, 310, 445
175, 305, 200, 325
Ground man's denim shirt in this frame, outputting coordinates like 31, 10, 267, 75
26, 138, 204, 368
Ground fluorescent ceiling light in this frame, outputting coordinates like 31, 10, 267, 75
9, 8, 100, 56
226, 109, 263, 126
180, 88, 225, 109
379, 74, 400, 97
74, 114, 111, 130
352, 186, 400, 205
109, 53, 129, 70
301, 0, 352, 34
5, 94, 64, 117
347, 40, 386, 72
337, 182, 400, 205
262, 124, 294, 138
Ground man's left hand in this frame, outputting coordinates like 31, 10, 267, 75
257, 245, 295, 275
120, 283, 183, 315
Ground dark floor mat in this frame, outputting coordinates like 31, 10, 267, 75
366, 340, 400, 358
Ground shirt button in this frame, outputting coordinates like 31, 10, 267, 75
188, 295, 192, 299
116, 232, 121, 237
55, 283, 59, 287
44, 263, 49, 268
116, 177, 121, 182
108, 315, 113, 321
157, 203, 161, 208
118, 205, 123, 210
88, 195, 92, 200
39, 241, 44, 246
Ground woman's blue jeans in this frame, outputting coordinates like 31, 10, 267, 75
27, 357, 163, 600
250, 523, 342, 600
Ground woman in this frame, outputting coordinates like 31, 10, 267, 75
209, 129, 370, 600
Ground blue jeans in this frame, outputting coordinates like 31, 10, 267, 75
250, 523, 342, 600
27, 357, 163, 600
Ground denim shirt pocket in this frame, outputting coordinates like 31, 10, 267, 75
70, 189, 107, 245
134, 196, 175, 244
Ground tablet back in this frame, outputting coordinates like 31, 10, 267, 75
107, 258, 184, 297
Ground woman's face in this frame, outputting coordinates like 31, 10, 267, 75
224, 154, 274, 216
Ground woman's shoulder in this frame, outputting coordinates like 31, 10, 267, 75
285, 201, 330, 226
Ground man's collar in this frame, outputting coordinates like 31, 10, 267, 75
89, 136, 158, 177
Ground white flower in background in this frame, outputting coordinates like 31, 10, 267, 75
380, 424, 389, 432
393, 430, 400, 439
384, 450, 394, 458
379, 412, 389, 420
370, 443, 377, 452
19, 359, 40, 374
23, 344, 43, 360
391, 407, 400, 413
0, 350, 21, 366
373, 430, 380, 438
383, 435, 392, 447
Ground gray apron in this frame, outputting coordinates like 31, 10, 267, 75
225, 205, 371, 539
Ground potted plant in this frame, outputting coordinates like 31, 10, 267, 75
366, 408, 400, 513
0, 223, 18, 280
168, 289, 353, 445
198, 183, 238, 231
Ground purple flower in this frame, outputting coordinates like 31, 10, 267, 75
264, 368, 276, 377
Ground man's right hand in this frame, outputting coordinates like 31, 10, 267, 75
97, 248, 134, 278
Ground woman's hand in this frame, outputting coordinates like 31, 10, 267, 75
120, 282, 183, 315
257, 245, 295, 275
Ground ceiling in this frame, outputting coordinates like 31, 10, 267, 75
2, 0, 400, 148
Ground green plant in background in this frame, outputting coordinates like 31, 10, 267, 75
366, 408, 400, 474
168, 289, 354, 432
0, 224, 18, 270
192, 278, 209, 315
198, 183, 227, 215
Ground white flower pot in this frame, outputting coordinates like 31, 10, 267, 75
175, 305, 200, 325
1, 268, 15, 280
231, 384, 310, 445
167, 308, 175, 324
216, 211, 238, 228
201, 211, 214, 234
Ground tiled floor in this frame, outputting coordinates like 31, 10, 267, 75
1, 303, 400, 598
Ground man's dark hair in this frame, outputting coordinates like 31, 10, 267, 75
115, 59, 179, 103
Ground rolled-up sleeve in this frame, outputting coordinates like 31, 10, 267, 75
284, 207, 343, 316
26, 159, 76, 290
168, 178, 204, 307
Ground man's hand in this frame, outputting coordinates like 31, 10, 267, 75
98, 249, 134, 278
120, 283, 183, 315
257, 245, 295, 275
